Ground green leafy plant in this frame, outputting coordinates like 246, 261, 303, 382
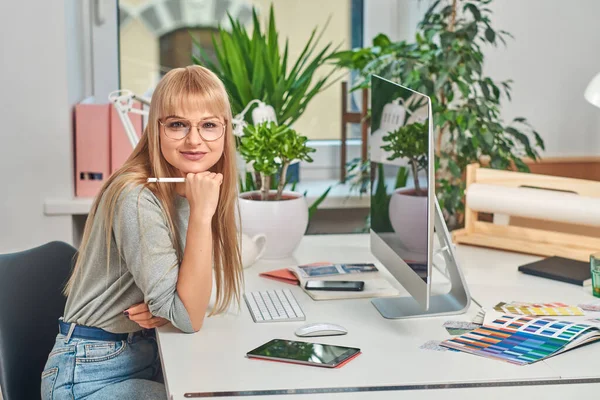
382, 121, 429, 196
331, 0, 544, 228
306, 186, 332, 221
192, 4, 340, 127
345, 158, 370, 195
238, 122, 315, 201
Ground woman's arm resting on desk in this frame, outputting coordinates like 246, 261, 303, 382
115, 187, 195, 333
176, 214, 212, 331
176, 172, 223, 332
114, 173, 222, 333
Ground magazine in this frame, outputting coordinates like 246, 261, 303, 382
297, 263, 379, 278
259, 262, 400, 301
441, 314, 600, 365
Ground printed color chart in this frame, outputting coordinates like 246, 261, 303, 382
441, 315, 599, 365
494, 301, 584, 316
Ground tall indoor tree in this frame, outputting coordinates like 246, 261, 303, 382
331, 0, 545, 227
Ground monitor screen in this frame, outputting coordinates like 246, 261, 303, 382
370, 76, 432, 283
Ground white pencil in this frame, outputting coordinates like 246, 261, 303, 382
147, 177, 185, 183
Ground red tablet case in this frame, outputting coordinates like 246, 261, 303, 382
248, 351, 361, 369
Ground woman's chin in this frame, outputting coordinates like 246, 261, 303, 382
178, 163, 210, 175
172, 156, 218, 175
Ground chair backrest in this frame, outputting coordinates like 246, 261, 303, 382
0, 241, 77, 400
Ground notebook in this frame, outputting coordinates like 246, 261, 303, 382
518, 256, 591, 286
441, 314, 600, 365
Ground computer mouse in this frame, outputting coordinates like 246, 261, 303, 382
295, 323, 348, 337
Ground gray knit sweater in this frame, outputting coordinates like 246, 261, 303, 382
63, 185, 194, 333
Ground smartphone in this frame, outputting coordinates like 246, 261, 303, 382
247, 339, 361, 368
304, 280, 365, 291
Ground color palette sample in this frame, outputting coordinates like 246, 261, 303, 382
494, 301, 584, 316
441, 315, 600, 365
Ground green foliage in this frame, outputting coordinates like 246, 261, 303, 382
192, 4, 340, 127
238, 122, 315, 201
345, 158, 370, 195
394, 166, 409, 190
306, 185, 332, 221
331, 0, 544, 227
382, 121, 428, 195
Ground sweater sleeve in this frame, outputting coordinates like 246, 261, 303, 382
113, 186, 195, 333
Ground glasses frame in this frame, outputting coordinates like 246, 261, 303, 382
158, 117, 226, 142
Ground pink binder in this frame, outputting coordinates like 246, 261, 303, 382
74, 104, 110, 197
110, 103, 143, 173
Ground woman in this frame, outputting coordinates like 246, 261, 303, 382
41, 65, 243, 399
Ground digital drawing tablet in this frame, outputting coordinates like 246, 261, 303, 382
518, 256, 591, 286
246, 339, 361, 368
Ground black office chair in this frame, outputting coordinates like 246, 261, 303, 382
0, 241, 77, 400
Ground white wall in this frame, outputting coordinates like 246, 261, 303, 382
482, 0, 600, 157
0, 1, 83, 253
364, 0, 426, 44
365, 0, 600, 158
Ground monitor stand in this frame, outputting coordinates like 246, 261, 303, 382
371, 200, 471, 319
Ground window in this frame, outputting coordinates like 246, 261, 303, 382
115, 0, 369, 179
119, 0, 251, 94
118, 0, 360, 139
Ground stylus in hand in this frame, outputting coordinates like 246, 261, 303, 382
147, 177, 185, 183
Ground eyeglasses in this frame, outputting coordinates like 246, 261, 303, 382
158, 117, 226, 141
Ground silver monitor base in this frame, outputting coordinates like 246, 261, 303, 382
371, 200, 471, 319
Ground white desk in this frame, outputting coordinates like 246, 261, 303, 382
156, 234, 600, 399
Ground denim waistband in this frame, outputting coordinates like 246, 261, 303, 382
59, 319, 154, 342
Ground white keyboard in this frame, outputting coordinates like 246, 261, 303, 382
244, 289, 306, 323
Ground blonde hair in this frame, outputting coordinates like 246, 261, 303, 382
65, 65, 243, 316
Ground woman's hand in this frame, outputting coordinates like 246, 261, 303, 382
186, 172, 223, 223
124, 303, 169, 329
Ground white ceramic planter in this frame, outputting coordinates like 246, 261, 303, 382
388, 187, 428, 254
238, 190, 308, 259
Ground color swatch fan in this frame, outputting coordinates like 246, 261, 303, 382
441, 315, 600, 365
494, 301, 584, 316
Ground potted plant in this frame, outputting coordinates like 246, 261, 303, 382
237, 121, 316, 259
193, 5, 339, 128
192, 5, 339, 185
381, 120, 429, 253
330, 0, 544, 229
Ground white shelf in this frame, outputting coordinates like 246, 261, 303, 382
44, 197, 94, 215
43, 180, 369, 216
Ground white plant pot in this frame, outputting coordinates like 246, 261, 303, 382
388, 187, 428, 254
238, 190, 308, 259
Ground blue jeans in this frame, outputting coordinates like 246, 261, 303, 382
41, 329, 166, 399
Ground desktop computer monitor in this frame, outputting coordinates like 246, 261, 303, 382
369, 75, 470, 319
